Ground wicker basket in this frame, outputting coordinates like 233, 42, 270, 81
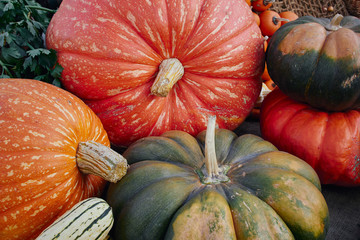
343, 0, 360, 17
270, 0, 350, 18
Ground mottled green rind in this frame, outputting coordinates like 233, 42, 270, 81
237, 168, 329, 240
164, 187, 236, 240
123, 131, 203, 168
223, 184, 295, 239
114, 177, 200, 240
106, 160, 197, 219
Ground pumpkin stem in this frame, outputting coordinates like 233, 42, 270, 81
204, 115, 220, 178
264, 0, 275, 5
273, 17, 290, 25
326, 14, 343, 31
76, 141, 129, 183
151, 58, 184, 97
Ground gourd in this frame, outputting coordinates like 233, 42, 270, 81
107, 116, 329, 240
36, 197, 113, 240
266, 14, 360, 111
260, 88, 360, 186
0, 79, 128, 240
46, 0, 265, 148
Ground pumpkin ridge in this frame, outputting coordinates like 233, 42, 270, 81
59, 50, 161, 67
181, 22, 256, 65
178, 0, 258, 63
0, 81, 98, 143
276, 103, 312, 150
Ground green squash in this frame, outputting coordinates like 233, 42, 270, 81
107, 116, 329, 240
266, 14, 360, 112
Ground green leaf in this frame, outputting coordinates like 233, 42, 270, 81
3, 2, 15, 12
1, 0, 62, 85
26, 20, 37, 36
23, 56, 33, 69
51, 63, 63, 78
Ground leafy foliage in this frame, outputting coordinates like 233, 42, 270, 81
0, 0, 63, 86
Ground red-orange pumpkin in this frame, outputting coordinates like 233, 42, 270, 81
0, 79, 128, 239
260, 88, 360, 186
46, 0, 265, 147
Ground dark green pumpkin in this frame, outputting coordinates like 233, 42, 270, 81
266, 14, 360, 112
106, 117, 329, 240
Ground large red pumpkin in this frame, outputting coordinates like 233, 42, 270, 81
46, 0, 265, 147
260, 88, 360, 186
0, 79, 128, 240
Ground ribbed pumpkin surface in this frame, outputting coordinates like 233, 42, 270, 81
107, 129, 329, 240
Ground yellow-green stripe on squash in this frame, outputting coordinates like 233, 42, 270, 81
36, 197, 113, 240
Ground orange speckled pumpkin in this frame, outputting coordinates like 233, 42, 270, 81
0, 79, 127, 240
46, 0, 265, 147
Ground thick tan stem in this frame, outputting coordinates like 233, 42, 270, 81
76, 141, 128, 183
204, 115, 220, 178
326, 14, 343, 31
151, 58, 184, 97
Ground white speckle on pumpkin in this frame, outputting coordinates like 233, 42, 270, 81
120, 69, 148, 78
144, 20, 156, 43
11, 211, 20, 219
21, 162, 34, 170
114, 48, 122, 54
3, 216, 7, 222
49, 141, 64, 147
20, 179, 45, 186
214, 87, 238, 98
24, 205, 32, 212
16, 196, 22, 201
127, 12, 140, 32
30, 205, 46, 217
63, 40, 73, 48
5, 224, 19, 233
7, 170, 14, 177
1, 195, 11, 203
23, 136, 30, 142
50, 192, 59, 199
47, 173, 57, 178
145, 99, 156, 110
242, 96, 250, 104
28, 130, 45, 138
0, 120, 4, 124
214, 62, 244, 73
158, 8, 164, 22
90, 42, 100, 52
145, 0, 152, 6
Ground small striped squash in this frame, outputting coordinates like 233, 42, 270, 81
36, 197, 113, 240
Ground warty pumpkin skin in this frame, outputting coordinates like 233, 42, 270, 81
0, 79, 128, 240
266, 14, 360, 112
260, 88, 360, 186
107, 117, 329, 240
46, 0, 265, 147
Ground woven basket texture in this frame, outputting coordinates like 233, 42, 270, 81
343, 0, 360, 17
269, 0, 351, 18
